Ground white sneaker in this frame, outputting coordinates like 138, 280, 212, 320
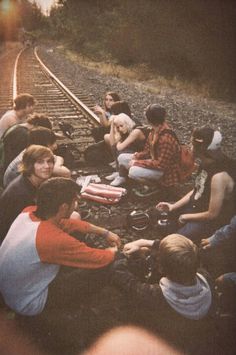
110, 176, 126, 187
105, 172, 119, 181
109, 161, 116, 168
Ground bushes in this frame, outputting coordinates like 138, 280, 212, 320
48, 0, 236, 100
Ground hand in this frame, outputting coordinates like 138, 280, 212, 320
200, 239, 211, 250
106, 245, 118, 253
93, 105, 104, 115
123, 241, 141, 256
106, 231, 121, 247
178, 214, 188, 225
156, 202, 173, 212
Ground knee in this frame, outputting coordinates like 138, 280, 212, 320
117, 154, 126, 167
104, 134, 110, 145
128, 167, 138, 180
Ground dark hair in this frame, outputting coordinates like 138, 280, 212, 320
110, 101, 132, 117
145, 104, 166, 125
192, 126, 214, 152
13, 93, 35, 110
104, 91, 121, 111
27, 113, 52, 129
35, 177, 80, 219
28, 127, 56, 147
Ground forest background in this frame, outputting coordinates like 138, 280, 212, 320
0, 0, 235, 101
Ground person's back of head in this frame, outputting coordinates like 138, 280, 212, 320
159, 234, 199, 285
35, 177, 80, 220
191, 126, 223, 159
145, 104, 166, 126
28, 127, 56, 147
110, 101, 132, 117
26, 113, 52, 129
19, 144, 54, 177
13, 93, 36, 110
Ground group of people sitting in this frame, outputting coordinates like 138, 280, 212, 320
0, 91, 235, 353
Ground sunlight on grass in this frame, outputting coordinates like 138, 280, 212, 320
56, 45, 211, 99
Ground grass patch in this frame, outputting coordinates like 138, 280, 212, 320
56, 44, 211, 99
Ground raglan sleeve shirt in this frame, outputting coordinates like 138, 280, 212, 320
21, 207, 115, 269
35, 216, 115, 269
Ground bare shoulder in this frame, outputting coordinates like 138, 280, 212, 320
132, 128, 146, 139
211, 171, 234, 188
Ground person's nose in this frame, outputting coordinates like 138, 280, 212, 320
43, 161, 51, 168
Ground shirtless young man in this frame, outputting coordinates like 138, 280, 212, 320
0, 93, 35, 138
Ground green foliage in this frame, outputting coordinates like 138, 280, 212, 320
2, 0, 234, 99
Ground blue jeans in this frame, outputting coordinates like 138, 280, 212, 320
170, 204, 219, 243
118, 153, 163, 182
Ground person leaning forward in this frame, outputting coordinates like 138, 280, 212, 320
0, 177, 120, 317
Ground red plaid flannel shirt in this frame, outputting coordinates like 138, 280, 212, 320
134, 123, 181, 186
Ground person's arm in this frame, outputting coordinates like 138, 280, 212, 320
133, 137, 150, 160
37, 224, 116, 269
110, 258, 163, 306
109, 117, 120, 146
133, 134, 176, 169
201, 215, 236, 249
93, 105, 110, 127
179, 173, 229, 224
53, 155, 71, 178
156, 190, 193, 212
60, 218, 121, 247
123, 239, 155, 256
116, 129, 145, 152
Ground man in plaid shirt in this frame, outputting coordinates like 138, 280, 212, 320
116, 104, 181, 187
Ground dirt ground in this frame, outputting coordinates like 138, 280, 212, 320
0, 42, 236, 355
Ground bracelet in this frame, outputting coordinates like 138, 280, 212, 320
103, 230, 110, 237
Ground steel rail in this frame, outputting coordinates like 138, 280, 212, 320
34, 47, 100, 125
12, 48, 25, 100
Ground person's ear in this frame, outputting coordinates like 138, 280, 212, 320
58, 203, 69, 216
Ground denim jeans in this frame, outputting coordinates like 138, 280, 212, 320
118, 153, 163, 182
170, 204, 219, 243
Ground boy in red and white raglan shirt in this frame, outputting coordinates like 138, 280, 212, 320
0, 177, 120, 316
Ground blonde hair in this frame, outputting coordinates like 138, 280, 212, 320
159, 234, 199, 284
113, 113, 136, 141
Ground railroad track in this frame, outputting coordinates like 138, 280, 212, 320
1, 45, 104, 165
0, 43, 22, 115
0, 44, 188, 239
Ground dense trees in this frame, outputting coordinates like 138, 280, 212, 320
1, 1, 235, 99
48, 0, 236, 99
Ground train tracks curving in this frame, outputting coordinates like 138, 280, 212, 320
0, 43, 184, 239
1, 45, 103, 165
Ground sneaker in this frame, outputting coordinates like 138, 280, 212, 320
105, 172, 119, 181
110, 176, 126, 187
109, 161, 116, 168
133, 185, 160, 197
